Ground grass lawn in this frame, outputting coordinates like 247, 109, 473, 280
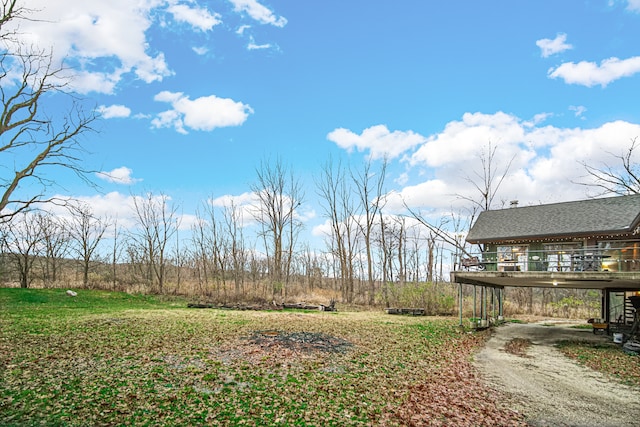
0, 288, 525, 426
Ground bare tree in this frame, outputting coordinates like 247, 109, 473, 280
190, 212, 212, 295
222, 200, 246, 299
170, 229, 187, 292
403, 203, 468, 264
405, 141, 514, 266
459, 141, 515, 212
576, 137, 640, 196
1, 211, 43, 287
316, 158, 359, 303
66, 202, 109, 288
352, 159, 387, 305
192, 200, 228, 300
123, 234, 146, 284
377, 212, 392, 306
108, 218, 124, 290
0, 1, 97, 221
251, 158, 304, 300
130, 192, 180, 293
38, 211, 69, 284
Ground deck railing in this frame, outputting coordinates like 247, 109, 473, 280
458, 248, 640, 273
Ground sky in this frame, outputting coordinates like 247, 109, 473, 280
6, 0, 640, 249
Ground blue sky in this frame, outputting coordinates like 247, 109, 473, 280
8, 0, 640, 245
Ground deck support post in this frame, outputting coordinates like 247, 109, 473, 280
459, 283, 463, 326
482, 285, 487, 322
491, 287, 495, 320
473, 285, 477, 320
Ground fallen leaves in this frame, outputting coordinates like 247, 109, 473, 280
386, 331, 528, 427
1, 289, 530, 426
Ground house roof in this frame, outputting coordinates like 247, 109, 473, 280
466, 194, 640, 244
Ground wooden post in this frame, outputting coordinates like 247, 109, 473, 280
482, 285, 487, 323
459, 283, 463, 326
473, 285, 477, 320
491, 287, 496, 320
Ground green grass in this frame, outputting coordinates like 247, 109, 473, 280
569, 324, 593, 330
0, 288, 504, 426
0, 287, 180, 314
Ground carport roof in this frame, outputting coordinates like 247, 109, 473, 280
466, 194, 640, 244
451, 270, 640, 290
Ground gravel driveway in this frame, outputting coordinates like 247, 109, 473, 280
474, 322, 640, 427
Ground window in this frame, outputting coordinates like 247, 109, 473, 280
543, 243, 581, 271
497, 245, 528, 271
598, 241, 640, 272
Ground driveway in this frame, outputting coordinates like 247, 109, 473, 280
474, 322, 640, 427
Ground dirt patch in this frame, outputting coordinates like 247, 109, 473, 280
247, 330, 353, 353
210, 330, 353, 368
475, 322, 640, 427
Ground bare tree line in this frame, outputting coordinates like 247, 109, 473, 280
0, 1, 635, 314
0, 158, 459, 311
4, 136, 611, 311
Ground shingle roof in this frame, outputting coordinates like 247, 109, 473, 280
466, 194, 640, 243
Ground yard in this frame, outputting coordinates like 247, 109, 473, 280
0, 288, 527, 426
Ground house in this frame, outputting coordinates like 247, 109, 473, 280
451, 194, 640, 332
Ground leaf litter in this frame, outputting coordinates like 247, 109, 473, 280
1, 293, 530, 426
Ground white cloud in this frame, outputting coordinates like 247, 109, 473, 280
385, 179, 454, 213
409, 112, 528, 167
523, 112, 553, 128
7, 1, 285, 94
192, 46, 209, 55
210, 192, 258, 208
237, 24, 251, 35
209, 191, 314, 227
548, 56, 640, 87
12, 0, 174, 94
97, 104, 132, 119
46, 191, 139, 228
569, 105, 587, 118
311, 219, 333, 238
395, 172, 409, 186
71, 70, 123, 95
229, 0, 287, 27
327, 125, 426, 160
95, 167, 141, 185
536, 33, 573, 58
248, 38, 273, 50
626, 0, 640, 12
167, 4, 222, 32
46, 191, 198, 233
397, 112, 640, 213
151, 91, 253, 134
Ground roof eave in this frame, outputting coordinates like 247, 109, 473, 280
467, 228, 634, 245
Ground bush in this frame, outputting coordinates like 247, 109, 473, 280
383, 281, 456, 314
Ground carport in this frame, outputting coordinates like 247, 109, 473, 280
452, 269, 640, 333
